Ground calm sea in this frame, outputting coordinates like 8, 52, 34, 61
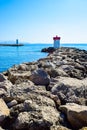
0, 43, 87, 72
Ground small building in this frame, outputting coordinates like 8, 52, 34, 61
53, 35, 61, 48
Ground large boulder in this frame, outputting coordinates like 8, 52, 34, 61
17, 64, 30, 71
8, 70, 31, 84
0, 73, 7, 82
41, 47, 55, 53
46, 68, 68, 78
0, 74, 12, 101
51, 77, 87, 104
10, 80, 35, 101
59, 103, 87, 129
29, 69, 50, 86
17, 63, 38, 71
0, 98, 10, 123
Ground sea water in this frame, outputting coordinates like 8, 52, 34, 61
0, 43, 87, 72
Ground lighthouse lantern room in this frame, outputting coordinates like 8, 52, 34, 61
53, 35, 61, 48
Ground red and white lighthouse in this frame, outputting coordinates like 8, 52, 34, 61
53, 35, 61, 48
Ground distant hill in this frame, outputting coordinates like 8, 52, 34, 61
0, 41, 16, 44
0, 41, 30, 44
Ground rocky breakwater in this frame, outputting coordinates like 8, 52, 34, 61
0, 47, 87, 130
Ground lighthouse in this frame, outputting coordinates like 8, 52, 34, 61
53, 35, 61, 48
16, 39, 18, 45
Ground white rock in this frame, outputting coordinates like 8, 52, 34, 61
60, 103, 87, 129
0, 98, 10, 123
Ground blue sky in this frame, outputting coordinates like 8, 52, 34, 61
0, 0, 87, 43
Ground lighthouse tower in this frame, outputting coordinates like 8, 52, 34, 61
16, 39, 18, 45
53, 35, 61, 48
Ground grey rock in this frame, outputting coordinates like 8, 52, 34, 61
41, 47, 55, 53
51, 77, 87, 104
18, 63, 29, 71
8, 70, 31, 84
29, 69, 50, 86
24, 100, 39, 111
0, 79, 12, 101
0, 98, 10, 123
7, 99, 18, 108
47, 68, 68, 78
59, 103, 87, 129
0, 73, 6, 82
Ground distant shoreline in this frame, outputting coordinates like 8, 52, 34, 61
0, 43, 24, 46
